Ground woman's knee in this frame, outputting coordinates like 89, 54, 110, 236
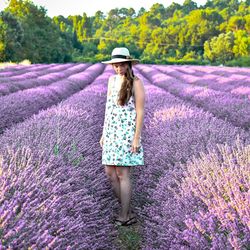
105, 165, 118, 181
116, 166, 131, 180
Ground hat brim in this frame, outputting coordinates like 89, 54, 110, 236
101, 58, 139, 65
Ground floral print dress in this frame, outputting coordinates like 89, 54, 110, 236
102, 75, 144, 166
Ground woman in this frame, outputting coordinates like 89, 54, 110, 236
99, 47, 145, 226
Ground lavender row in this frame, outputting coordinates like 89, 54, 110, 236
0, 63, 91, 96
156, 65, 250, 88
169, 64, 250, 76
12, 63, 90, 81
0, 63, 56, 79
0, 67, 118, 249
0, 63, 74, 79
0, 63, 75, 89
136, 65, 250, 129
190, 65, 250, 76
0, 64, 37, 77
0, 63, 104, 134
131, 69, 250, 249
153, 65, 250, 98
142, 140, 250, 250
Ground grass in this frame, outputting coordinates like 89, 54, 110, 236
115, 223, 142, 250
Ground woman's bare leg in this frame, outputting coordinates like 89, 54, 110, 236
115, 166, 135, 221
104, 165, 121, 202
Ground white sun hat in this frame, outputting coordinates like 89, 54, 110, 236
101, 47, 140, 64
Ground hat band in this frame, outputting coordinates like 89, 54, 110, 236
112, 55, 131, 59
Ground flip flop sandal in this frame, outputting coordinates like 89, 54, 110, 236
114, 216, 137, 226
112, 209, 136, 220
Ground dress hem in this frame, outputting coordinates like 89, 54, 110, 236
102, 162, 144, 167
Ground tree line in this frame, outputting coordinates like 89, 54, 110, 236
0, 0, 249, 66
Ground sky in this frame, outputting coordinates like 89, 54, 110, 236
0, 0, 208, 17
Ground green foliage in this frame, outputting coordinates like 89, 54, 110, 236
204, 32, 235, 64
116, 226, 141, 250
0, 0, 249, 66
182, 0, 198, 14
1, 0, 73, 63
233, 29, 250, 57
225, 56, 250, 67
0, 11, 23, 61
228, 16, 246, 32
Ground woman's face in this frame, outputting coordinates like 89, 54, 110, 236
112, 62, 129, 76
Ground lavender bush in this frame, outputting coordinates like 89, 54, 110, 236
0, 65, 31, 78
190, 65, 250, 76
131, 69, 250, 250
164, 65, 249, 76
154, 65, 250, 98
0, 64, 55, 82
141, 139, 250, 250
0, 63, 249, 249
0, 63, 91, 96
231, 86, 250, 99
0, 67, 117, 249
136, 65, 250, 129
36, 63, 90, 85
0, 63, 104, 134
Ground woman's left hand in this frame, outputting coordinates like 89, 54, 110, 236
131, 136, 141, 153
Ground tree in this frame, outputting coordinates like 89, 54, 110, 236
182, 0, 198, 14
103, 8, 121, 32
77, 13, 91, 42
137, 7, 146, 17
204, 0, 229, 10
91, 11, 105, 35
204, 32, 235, 63
142, 27, 169, 61
228, 0, 240, 11
245, 14, 250, 33
1, 0, 248, 65
233, 30, 250, 57
0, 11, 23, 61
184, 9, 223, 53
6, 0, 73, 62
97, 38, 119, 59
165, 2, 182, 19
0, 17, 7, 61
228, 16, 246, 31
147, 3, 166, 26
118, 8, 135, 18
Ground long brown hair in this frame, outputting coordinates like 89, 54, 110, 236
118, 62, 138, 106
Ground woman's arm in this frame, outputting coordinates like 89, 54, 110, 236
133, 78, 145, 139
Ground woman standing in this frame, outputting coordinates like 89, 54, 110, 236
99, 47, 145, 226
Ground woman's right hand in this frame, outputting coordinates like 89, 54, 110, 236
99, 136, 104, 148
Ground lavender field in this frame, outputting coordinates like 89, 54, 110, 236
0, 63, 249, 249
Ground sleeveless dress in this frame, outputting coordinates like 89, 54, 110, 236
102, 75, 144, 166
